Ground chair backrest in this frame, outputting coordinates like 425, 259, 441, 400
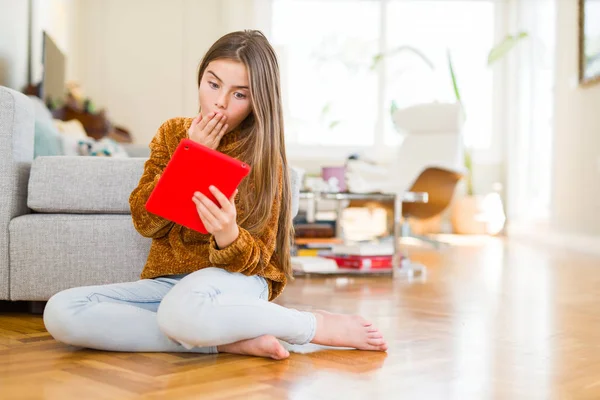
402, 166, 463, 219
388, 102, 465, 193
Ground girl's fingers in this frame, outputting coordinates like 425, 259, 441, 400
197, 112, 215, 130
211, 117, 226, 137
198, 208, 212, 231
194, 198, 220, 230
204, 113, 222, 134
208, 186, 232, 211
218, 123, 229, 139
229, 189, 238, 204
196, 192, 224, 219
201, 205, 220, 230
190, 113, 201, 130
193, 198, 212, 231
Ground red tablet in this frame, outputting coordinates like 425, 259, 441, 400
145, 138, 251, 234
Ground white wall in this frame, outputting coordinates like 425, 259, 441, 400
0, 0, 29, 90
75, 0, 201, 144
72, 0, 271, 144
551, 0, 600, 236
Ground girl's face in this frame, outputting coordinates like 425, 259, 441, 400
198, 59, 252, 133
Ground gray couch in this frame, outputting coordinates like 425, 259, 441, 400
0, 86, 299, 302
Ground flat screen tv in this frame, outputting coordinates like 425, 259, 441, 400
40, 31, 66, 108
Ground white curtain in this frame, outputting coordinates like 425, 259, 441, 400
504, 0, 556, 223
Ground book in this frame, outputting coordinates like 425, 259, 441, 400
294, 238, 343, 245
291, 256, 339, 273
323, 254, 393, 270
331, 242, 394, 256
294, 223, 335, 238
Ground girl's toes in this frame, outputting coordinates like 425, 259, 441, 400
368, 338, 386, 346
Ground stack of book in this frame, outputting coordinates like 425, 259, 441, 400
291, 240, 397, 274
324, 242, 394, 271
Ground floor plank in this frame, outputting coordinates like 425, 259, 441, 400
1, 237, 600, 399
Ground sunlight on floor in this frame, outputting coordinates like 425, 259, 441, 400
399, 234, 503, 248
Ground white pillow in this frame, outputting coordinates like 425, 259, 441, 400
53, 119, 88, 138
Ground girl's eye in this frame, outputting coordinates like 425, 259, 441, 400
234, 92, 247, 100
208, 81, 219, 89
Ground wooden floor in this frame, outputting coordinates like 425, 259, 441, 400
2, 237, 600, 399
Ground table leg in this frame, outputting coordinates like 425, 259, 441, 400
336, 200, 345, 238
392, 194, 427, 281
306, 196, 316, 223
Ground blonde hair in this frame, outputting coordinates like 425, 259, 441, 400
196, 30, 294, 280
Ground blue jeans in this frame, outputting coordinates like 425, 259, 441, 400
43, 267, 316, 353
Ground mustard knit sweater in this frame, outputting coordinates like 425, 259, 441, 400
129, 117, 287, 300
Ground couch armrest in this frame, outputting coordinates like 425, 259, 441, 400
0, 86, 35, 299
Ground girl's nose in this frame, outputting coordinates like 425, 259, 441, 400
215, 94, 227, 109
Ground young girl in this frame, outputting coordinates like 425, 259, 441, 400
43, 30, 387, 360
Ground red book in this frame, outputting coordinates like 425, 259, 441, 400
323, 255, 394, 270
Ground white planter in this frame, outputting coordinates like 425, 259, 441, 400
451, 193, 505, 235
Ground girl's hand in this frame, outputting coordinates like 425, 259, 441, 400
192, 186, 239, 248
188, 112, 228, 150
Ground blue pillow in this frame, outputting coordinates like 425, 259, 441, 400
34, 118, 63, 157
27, 95, 64, 157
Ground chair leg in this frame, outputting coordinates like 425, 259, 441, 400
400, 215, 449, 249
400, 219, 412, 237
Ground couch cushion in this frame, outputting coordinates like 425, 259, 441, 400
9, 214, 151, 300
28, 156, 147, 213
29, 156, 302, 216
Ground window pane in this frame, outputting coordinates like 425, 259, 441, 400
272, 0, 380, 146
384, 1, 496, 149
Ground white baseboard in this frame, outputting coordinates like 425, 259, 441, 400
506, 221, 600, 256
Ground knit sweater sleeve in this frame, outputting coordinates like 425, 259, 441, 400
129, 121, 175, 238
208, 163, 283, 276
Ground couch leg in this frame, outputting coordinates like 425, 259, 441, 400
28, 301, 46, 315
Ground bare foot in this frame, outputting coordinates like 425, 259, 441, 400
311, 310, 388, 351
217, 335, 290, 360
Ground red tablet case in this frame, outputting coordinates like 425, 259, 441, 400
145, 138, 251, 234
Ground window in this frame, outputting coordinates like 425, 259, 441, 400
271, 0, 498, 153
272, 0, 381, 147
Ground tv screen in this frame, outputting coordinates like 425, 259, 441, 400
41, 31, 66, 108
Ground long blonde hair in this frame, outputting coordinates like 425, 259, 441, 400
196, 30, 294, 280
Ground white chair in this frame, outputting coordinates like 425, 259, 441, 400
345, 102, 465, 247
388, 102, 465, 193
392, 102, 465, 246
346, 102, 464, 194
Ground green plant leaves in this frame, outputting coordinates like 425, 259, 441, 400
487, 32, 529, 66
